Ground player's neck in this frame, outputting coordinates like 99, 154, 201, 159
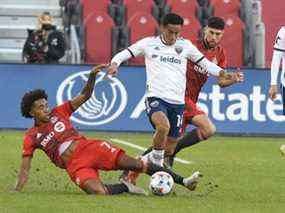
34, 118, 47, 127
160, 35, 174, 46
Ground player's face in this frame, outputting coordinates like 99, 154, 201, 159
30, 98, 50, 122
161, 24, 182, 45
204, 27, 224, 48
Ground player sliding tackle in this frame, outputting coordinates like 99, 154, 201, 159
107, 13, 242, 186
14, 64, 201, 195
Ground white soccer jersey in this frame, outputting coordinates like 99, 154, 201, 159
271, 26, 285, 86
112, 36, 222, 104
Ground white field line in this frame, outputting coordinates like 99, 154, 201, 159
110, 138, 193, 165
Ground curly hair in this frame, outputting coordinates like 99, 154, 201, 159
20, 89, 48, 118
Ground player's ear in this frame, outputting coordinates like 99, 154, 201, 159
29, 103, 36, 118
29, 109, 35, 118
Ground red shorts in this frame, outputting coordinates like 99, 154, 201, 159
181, 98, 206, 134
65, 139, 125, 188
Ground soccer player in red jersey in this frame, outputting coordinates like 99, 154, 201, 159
14, 64, 202, 195
168, 17, 244, 165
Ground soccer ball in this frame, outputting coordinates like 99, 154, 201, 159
149, 171, 174, 196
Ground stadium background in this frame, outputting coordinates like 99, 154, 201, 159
0, 0, 285, 135
1, 1, 285, 213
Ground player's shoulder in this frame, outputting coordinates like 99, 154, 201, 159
175, 37, 196, 48
24, 127, 37, 139
279, 26, 285, 32
176, 37, 192, 44
277, 26, 285, 36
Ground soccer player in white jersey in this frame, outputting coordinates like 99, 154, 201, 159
269, 26, 285, 105
268, 26, 285, 156
107, 13, 224, 168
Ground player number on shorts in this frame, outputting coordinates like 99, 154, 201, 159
100, 141, 116, 153
177, 115, 183, 127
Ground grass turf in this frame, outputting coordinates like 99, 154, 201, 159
0, 130, 285, 213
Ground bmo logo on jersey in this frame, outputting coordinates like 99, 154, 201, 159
57, 70, 127, 126
54, 121, 65, 132
40, 121, 66, 147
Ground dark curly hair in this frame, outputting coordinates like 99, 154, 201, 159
21, 89, 48, 118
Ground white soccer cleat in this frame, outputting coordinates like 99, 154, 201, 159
280, 144, 285, 157
183, 171, 203, 191
121, 180, 148, 196
142, 152, 164, 167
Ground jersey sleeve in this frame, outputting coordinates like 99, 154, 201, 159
274, 27, 285, 51
127, 37, 150, 57
184, 40, 223, 76
270, 49, 283, 85
52, 101, 74, 119
184, 39, 205, 62
22, 135, 36, 157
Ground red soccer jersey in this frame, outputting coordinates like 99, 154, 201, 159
22, 102, 85, 168
186, 39, 227, 103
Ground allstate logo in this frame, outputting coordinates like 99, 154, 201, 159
56, 70, 128, 126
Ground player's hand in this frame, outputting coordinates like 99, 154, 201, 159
268, 85, 278, 100
233, 71, 244, 83
232, 68, 244, 83
106, 62, 119, 76
91, 64, 108, 75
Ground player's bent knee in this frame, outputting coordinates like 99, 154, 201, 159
200, 123, 216, 139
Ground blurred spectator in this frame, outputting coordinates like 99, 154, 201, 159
23, 12, 66, 64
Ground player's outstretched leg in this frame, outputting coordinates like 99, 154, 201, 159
116, 153, 203, 191
145, 161, 203, 191
81, 176, 147, 195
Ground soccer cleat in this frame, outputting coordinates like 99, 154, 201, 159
118, 155, 145, 185
121, 179, 148, 196
183, 171, 203, 191
122, 154, 152, 185
119, 170, 130, 182
119, 170, 141, 185
163, 156, 174, 169
143, 152, 164, 167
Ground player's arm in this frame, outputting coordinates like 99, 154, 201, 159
269, 50, 282, 100
107, 49, 133, 76
107, 38, 147, 76
269, 50, 283, 100
269, 27, 285, 100
69, 64, 107, 111
217, 70, 244, 88
14, 156, 32, 192
186, 40, 224, 77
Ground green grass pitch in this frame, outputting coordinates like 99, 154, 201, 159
0, 130, 285, 213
